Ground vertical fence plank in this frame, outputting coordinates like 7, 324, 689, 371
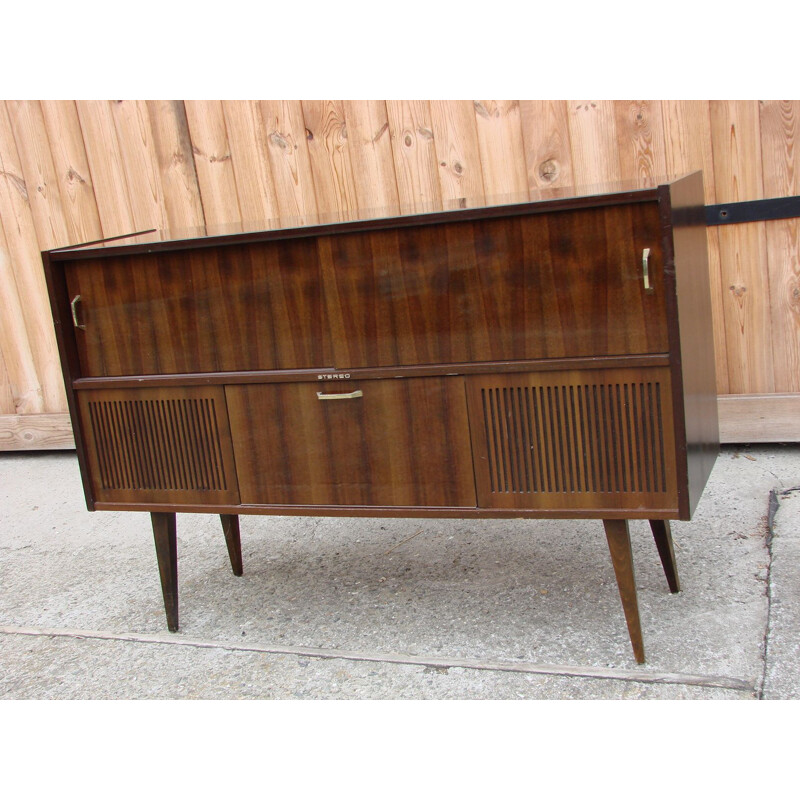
429, 100, 485, 205
711, 100, 774, 394
301, 100, 358, 219
221, 101, 281, 227
519, 100, 574, 192
567, 100, 622, 185
109, 100, 168, 232
661, 100, 730, 394
75, 100, 136, 237
0, 226, 43, 413
184, 100, 242, 227
257, 100, 319, 225
614, 100, 668, 185
0, 342, 15, 414
40, 100, 104, 245
473, 100, 529, 200
5, 101, 72, 250
760, 100, 800, 393
342, 100, 400, 216
386, 100, 442, 213
145, 100, 205, 233
0, 102, 64, 412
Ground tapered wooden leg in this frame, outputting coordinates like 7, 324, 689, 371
220, 514, 243, 576
151, 512, 178, 632
649, 519, 680, 593
603, 519, 645, 664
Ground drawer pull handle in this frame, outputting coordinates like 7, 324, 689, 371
642, 248, 653, 293
316, 390, 363, 400
70, 294, 86, 330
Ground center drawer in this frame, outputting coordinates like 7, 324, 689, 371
225, 377, 476, 508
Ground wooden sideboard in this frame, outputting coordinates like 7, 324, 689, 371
43, 172, 718, 663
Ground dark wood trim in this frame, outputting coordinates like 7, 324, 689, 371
71, 354, 672, 391
94, 501, 681, 520
47, 184, 663, 262
151, 512, 178, 632
650, 519, 680, 593
220, 514, 243, 576
603, 519, 645, 664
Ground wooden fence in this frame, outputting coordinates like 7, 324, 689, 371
0, 100, 798, 449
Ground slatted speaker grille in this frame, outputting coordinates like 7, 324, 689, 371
480, 380, 667, 495
87, 397, 228, 492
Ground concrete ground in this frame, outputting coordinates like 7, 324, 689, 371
1, 444, 798, 700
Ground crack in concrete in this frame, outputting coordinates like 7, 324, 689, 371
0, 624, 755, 693
758, 485, 800, 699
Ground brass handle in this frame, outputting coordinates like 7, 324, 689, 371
70, 295, 86, 330
642, 248, 653, 293
316, 390, 363, 400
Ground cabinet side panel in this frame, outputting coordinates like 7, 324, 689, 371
663, 174, 720, 517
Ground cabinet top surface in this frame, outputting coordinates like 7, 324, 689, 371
45, 174, 696, 260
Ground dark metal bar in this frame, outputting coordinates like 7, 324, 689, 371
706, 195, 800, 226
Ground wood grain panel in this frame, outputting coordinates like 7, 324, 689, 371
75, 100, 137, 238
39, 100, 104, 245
614, 101, 668, 186
0, 345, 15, 415
76, 386, 239, 506
759, 100, 800, 393
429, 100, 485, 205
342, 101, 400, 216
0, 103, 65, 412
221, 101, 280, 226
519, 100, 574, 191
226, 377, 476, 507
301, 100, 358, 218
473, 100, 529, 199
144, 100, 206, 232
0, 412, 74, 450
710, 100, 774, 394
386, 100, 442, 212
184, 100, 242, 226
567, 100, 622, 185
467, 366, 678, 513
257, 100, 319, 225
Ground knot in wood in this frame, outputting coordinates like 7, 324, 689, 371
538, 159, 559, 182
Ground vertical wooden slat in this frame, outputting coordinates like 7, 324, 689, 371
759, 100, 800, 393
429, 100, 485, 205
257, 100, 319, 225
301, 100, 359, 218
184, 100, 242, 227
109, 100, 168, 231
386, 100, 442, 212
613, 101, 668, 186
0, 344, 15, 414
710, 100, 774, 394
145, 100, 206, 232
5, 101, 72, 250
39, 100, 104, 245
221, 100, 281, 227
567, 100, 622, 185
342, 100, 400, 216
519, 100, 574, 191
75, 100, 137, 237
472, 100, 529, 200
0, 102, 64, 412
661, 100, 729, 394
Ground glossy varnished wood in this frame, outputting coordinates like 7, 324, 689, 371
151, 511, 178, 632
226, 377, 476, 507
650, 519, 680, 593
220, 514, 243, 576
63, 202, 667, 378
76, 385, 240, 506
603, 519, 645, 664
466, 366, 678, 513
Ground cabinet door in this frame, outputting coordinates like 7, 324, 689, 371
466, 367, 679, 515
76, 386, 240, 506
226, 377, 476, 508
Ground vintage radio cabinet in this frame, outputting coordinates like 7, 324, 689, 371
43, 172, 719, 663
